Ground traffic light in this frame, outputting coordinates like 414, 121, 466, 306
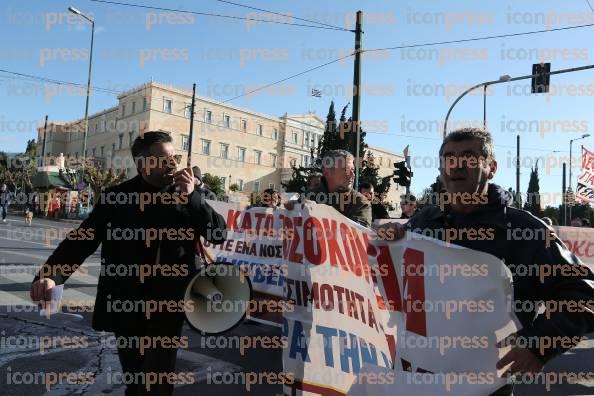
531, 62, 551, 94
393, 160, 412, 188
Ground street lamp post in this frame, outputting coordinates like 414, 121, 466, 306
569, 134, 590, 222
68, 6, 95, 186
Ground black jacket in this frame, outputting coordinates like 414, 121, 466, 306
407, 184, 594, 364
33, 175, 227, 332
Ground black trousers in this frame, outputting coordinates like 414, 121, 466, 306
114, 314, 185, 396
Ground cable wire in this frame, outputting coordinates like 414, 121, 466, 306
0, 69, 121, 95
211, 0, 351, 31
365, 23, 594, 53
87, 0, 351, 31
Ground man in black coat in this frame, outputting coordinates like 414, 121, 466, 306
378, 128, 594, 396
358, 182, 390, 221
31, 131, 226, 395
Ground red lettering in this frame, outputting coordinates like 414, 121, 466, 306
324, 219, 349, 272
303, 216, 326, 265
226, 209, 240, 231
377, 245, 402, 312
289, 217, 303, 264
403, 248, 427, 337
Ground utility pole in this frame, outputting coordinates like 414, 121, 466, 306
187, 83, 196, 168
516, 135, 520, 208
563, 162, 567, 226
41, 115, 48, 168
351, 10, 363, 190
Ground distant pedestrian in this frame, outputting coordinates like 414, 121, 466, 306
0, 184, 10, 223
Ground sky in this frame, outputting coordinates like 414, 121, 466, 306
1, 0, 594, 206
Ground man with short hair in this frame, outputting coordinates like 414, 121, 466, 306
31, 131, 227, 396
358, 182, 390, 221
379, 128, 594, 396
399, 193, 418, 219
303, 150, 371, 227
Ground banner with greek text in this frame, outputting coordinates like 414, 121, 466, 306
201, 201, 285, 299
556, 226, 594, 268
576, 146, 594, 203
281, 203, 519, 395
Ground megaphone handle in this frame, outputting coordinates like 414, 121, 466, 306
196, 239, 210, 270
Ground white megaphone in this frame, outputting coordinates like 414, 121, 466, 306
184, 259, 252, 335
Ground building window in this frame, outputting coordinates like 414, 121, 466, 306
163, 97, 173, 113
292, 132, 298, 144
182, 135, 189, 151
185, 103, 191, 118
270, 154, 277, 167
100, 146, 104, 157
256, 124, 263, 136
241, 119, 247, 132
92, 148, 96, 158
121, 104, 126, 117
129, 132, 134, 147
118, 134, 124, 149
254, 150, 261, 165
112, 143, 116, 154
269, 183, 275, 190
237, 179, 244, 191
201, 139, 211, 155
272, 128, 278, 140
103, 120, 106, 132
220, 143, 229, 159
305, 132, 310, 147
238, 147, 246, 162
220, 176, 226, 187
254, 181, 260, 193
224, 114, 231, 128
132, 101, 136, 114
205, 110, 212, 124
143, 97, 147, 111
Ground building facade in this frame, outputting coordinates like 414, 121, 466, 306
37, 81, 404, 205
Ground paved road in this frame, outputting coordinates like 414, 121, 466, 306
0, 215, 283, 396
1, 214, 593, 395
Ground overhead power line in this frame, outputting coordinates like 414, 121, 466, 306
211, 0, 351, 31
365, 23, 594, 53
87, 0, 351, 32
0, 69, 121, 95
585, 0, 594, 14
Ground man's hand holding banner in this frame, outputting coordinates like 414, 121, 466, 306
201, 200, 526, 395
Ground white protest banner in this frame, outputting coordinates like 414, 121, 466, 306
281, 203, 519, 395
556, 225, 594, 269
576, 146, 594, 203
282, 203, 395, 395
353, 234, 519, 395
201, 200, 285, 298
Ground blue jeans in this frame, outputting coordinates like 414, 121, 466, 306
1, 204, 7, 220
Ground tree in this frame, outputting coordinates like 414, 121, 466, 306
201, 173, 225, 199
284, 101, 391, 198
542, 206, 560, 225
359, 151, 391, 203
229, 183, 239, 192
523, 166, 542, 217
418, 176, 443, 208
84, 167, 126, 203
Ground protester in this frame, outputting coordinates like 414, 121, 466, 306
582, 218, 591, 227
0, 183, 9, 223
399, 193, 419, 219
31, 131, 227, 396
378, 128, 594, 396
358, 182, 390, 221
541, 216, 553, 227
571, 217, 583, 227
296, 150, 371, 228
306, 173, 322, 191
260, 188, 281, 208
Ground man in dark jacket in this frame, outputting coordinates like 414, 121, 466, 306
358, 182, 390, 221
379, 128, 594, 395
302, 150, 372, 228
31, 131, 227, 395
